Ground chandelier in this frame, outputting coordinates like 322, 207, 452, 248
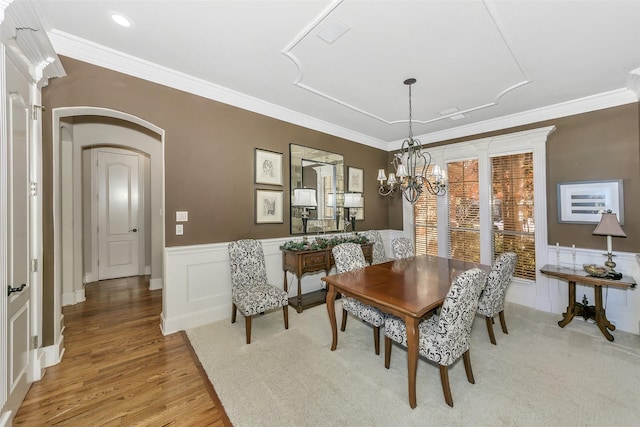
377, 78, 447, 204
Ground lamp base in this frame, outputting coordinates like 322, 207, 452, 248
604, 252, 616, 271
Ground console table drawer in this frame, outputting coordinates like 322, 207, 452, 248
300, 252, 328, 270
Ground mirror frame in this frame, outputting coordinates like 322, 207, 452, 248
290, 143, 344, 235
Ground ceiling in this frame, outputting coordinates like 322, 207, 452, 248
25, 0, 640, 149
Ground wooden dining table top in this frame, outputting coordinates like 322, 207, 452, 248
322, 255, 491, 318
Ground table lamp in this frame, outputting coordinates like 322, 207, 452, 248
343, 192, 362, 232
592, 210, 626, 271
292, 188, 317, 240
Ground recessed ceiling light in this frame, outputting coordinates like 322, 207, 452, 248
111, 13, 132, 28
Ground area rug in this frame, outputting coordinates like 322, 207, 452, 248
186, 301, 640, 427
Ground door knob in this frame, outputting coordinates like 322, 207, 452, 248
130, 228, 138, 232
8, 284, 26, 296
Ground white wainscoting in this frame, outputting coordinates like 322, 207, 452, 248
161, 230, 403, 335
161, 236, 639, 336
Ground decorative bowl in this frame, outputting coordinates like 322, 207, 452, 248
583, 264, 608, 277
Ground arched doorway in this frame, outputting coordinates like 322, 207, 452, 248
51, 107, 165, 361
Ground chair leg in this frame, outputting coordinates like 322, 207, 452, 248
340, 308, 348, 331
499, 310, 508, 334
384, 337, 392, 369
231, 303, 237, 323
462, 349, 475, 384
439, 365, 453, 407
373, 326, 380, 355
485, 316, 497, 345
245, 315, 252, 344
283, 305, 289, 329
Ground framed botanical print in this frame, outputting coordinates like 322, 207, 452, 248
255, 189, 284, 223
255, 148, 283, 186
348, 166, 363, 192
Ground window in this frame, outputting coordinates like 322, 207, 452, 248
447, 160, 480, 263
414, 166, 438, 256
410, 126, 553, 282
491, 153, 535, 279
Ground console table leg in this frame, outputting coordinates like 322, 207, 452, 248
558, 280, 576, 328
594, 285, 615, 341
296, 275, 303, 313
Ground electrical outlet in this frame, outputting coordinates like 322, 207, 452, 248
176, 224, 183, 235
176, 211, 188, 222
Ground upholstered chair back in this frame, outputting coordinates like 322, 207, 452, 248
228, 239, 269, 288
430, 268, 487, 365
362, 230, 388, 264
477, 252, 518, 317
392, 237, 415, 259
332, 243, 368, 274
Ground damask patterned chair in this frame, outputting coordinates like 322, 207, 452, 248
362, 230, 394, 264
392, 237, 415, 259
332, 242, 386, 355
384, 268, 487, 407
228, 239, 289, 344
477, 252, 518, 345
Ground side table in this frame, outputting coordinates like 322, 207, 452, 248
282, 243, 373, 313
540, 264, 636, 341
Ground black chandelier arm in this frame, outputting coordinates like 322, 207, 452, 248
378, 185, 396, 196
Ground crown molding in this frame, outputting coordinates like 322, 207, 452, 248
47, 30, 638, 154
47, 29, 388, 151
390, 88, 639, 150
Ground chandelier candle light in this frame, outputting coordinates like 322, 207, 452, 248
592, 210, 626, 271
377, 78, 447, 204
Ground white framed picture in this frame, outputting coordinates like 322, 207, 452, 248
255, 148, 283, 186
255, 189, 284, 224
557, 179, 624, 224
348, 166, 363, 193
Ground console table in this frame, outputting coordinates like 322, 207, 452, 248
540, 264, 636, 341
282, 243, 373, 313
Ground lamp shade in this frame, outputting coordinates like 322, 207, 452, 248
592, 212, 626, 237
343, 192, 363, 208
292, 188, 317, 207
377, 169, 387, 181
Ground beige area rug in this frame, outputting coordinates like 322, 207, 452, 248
186, 301, 640, 427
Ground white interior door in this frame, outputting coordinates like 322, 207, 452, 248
3, 54, 33, 420
97, 149, 140, 280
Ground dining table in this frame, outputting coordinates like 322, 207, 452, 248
321, 254, 490, 409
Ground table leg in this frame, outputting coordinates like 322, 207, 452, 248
558, 280, 576, 328
296, 275, 303, 313
406, 316, 419, 409
594, 285, 615, 341
326, 285, 338, 351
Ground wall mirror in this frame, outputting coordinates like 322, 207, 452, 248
290, 144, 344, 235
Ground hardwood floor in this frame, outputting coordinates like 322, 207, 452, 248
13, 276, 232, 426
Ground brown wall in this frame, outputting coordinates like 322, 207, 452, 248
390, 103, 640, 252
40, 57, 390, 344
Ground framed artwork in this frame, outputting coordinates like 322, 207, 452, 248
348, 166, 363, 192
255, 189, 284, 224
557, 179, 624, 224
255, 148, 283, 186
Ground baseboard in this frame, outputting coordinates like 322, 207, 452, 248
0, 412, 12, 427
41, 327, 66, 368
149, 277, 163, 290
61, 288, 86, 307
160, 304, 229, 336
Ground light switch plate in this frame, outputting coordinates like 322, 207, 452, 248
176, 224, 184, 235
176, 211, 188, 222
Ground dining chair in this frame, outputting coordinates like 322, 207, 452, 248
384, 268, 488, 407
392, 237, 415, 259
477, 252, 518, 345
362, 230, 394, 264
228, 239, 289, 344
332, 242, 386, 355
